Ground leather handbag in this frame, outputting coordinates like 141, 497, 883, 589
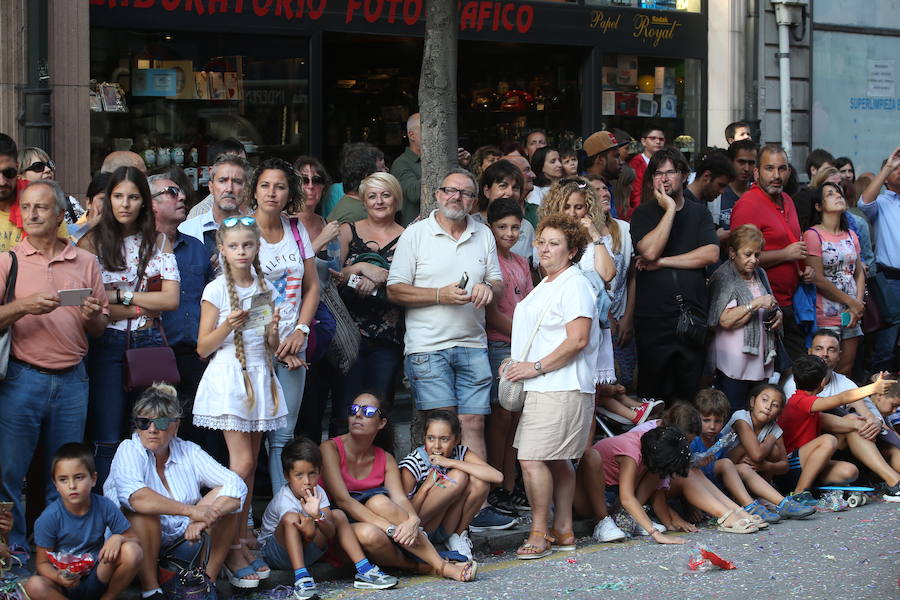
124, 317, 181, 392
862, 280, 889, 334
498, 293, 557, 412
0, 252, 18, 380
159, 533, 218, 600
670, 271, 707, 346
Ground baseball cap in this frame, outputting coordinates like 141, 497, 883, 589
583, 131, 628, 157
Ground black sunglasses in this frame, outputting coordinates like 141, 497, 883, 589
134, 416, 179, 430
0, 167, 17, 180
558, 178, 588, 189
151, 185, 181, 199
23, 160, 55, 173
300, 175, 325, 186
348, 404, 382, 418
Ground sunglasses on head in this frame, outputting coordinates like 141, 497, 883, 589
348, 404, 382, 418
23, 160, 54, 173
151, 185, 181, 199
558, 178, 588, 189
222, 216, 256, 228
0, 167, 17, 180
300, 175, 325, 186
134, 416, 178, 430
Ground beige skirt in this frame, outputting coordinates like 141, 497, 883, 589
513, 390, 593, 461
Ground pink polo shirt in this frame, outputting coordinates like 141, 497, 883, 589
0, 238, 109, 369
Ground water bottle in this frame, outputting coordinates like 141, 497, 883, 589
691, 431, 738, 467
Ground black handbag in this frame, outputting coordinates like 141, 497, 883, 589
671, 271, 708, 346
158, 533, 218, 600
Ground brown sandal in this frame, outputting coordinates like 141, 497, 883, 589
516, 530, 554, 560
439, 559, 478, 582
550, 529, 577, 551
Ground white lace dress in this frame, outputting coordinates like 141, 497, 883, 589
192, 275, 287, 432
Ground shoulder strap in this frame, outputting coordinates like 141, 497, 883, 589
3, 251, 18, 305
517, 288, 558, 361
288, 217, 306, 260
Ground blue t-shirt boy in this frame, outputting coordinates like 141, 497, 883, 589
690, 433, 729, 481
34, 493, 131, 561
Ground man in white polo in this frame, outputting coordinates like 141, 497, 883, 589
388, 169, 513, 531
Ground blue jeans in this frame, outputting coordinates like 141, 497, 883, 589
268, 361, 307, 494
86, 327, 163, 489
0, 359, 88, 547
332, 337, 403, 436
871, 277, 900, 373
715, 370, 765, 413
404, 346, 492, 415
487, 340, 511, 405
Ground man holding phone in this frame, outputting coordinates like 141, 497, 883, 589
0, 180, 108, 547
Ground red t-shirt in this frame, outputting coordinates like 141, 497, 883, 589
778, 390, 821, 453
626, 153, 649, 221
730, 186, 803, 306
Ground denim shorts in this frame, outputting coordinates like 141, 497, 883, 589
261, 537, 326, 571
404, 346, 492, 415
821, 324, 864, 340
64, 567, 106, 600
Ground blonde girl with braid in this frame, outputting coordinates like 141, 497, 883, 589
195, 216, 286, 589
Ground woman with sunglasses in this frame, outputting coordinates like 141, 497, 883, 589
292, 156, 340, 253
321, 393, 478, 582
79, 166, 180, 488
248, 158, 321, 497
18, 146, 85, 223
105, 383, 248, 600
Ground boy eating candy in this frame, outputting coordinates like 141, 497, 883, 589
25, 443, 141, 600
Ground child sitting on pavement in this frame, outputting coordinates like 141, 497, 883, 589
692, 389, 815, 523
777, 355, 899, 504
595, 383, 663, 426
858, 378, 900, 497
25, 443, 142, 600
258, 437, 397, 599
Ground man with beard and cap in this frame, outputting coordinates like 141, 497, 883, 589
583, 130, 628, 217
731, 144, 814, 360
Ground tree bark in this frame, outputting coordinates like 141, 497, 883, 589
417, 0, 458, 217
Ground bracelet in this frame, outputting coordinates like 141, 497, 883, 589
481, 280, 493, 289
745, 303, 753, 313
436, 288, 440, 305
313, 510, 326, 522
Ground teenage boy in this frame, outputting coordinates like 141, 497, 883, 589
25, 443, 142, 600
778, 356, 899, 503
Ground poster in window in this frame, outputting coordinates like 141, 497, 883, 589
132, 69, 177, 97
194, 72, 210, 100
208, 72, 228, 100
157, 61, 198, 100
616, 55, 638, 87
660, 94, 677, 118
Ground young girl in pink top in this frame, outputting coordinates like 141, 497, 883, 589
321, 393, 477, 582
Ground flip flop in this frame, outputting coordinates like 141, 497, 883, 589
516, 530, 554, 560
550, 529, 577, 551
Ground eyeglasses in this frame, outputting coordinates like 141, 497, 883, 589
222, 216, 256, 228
0, 167, 16, 180
300, 175, 325, 186
653, 170, 679, 179
438, 186, 477, 200
645, 136, 666, 143
558, 178, 588, 189
134, 416, 178, 430
23, 160, 55, 173
348, 404, 382, 418
151, 185, 181, 199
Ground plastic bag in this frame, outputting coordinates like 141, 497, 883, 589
682, 542, 737, 574
691, 432, 738, 467
47, 552, 95, 579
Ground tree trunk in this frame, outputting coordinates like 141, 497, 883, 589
417, 0, 458, 217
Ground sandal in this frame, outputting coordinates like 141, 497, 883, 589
716, 509, 759, 534
222, 563, 261, 589
745, 514, 769, 529
550, 529, 577, 551
516, 530, 554, 560
439, 560, 478, 582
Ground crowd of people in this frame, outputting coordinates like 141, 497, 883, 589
0, 116, 899, 600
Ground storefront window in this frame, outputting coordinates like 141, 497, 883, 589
585, 0, 702, 12
597, 54, 701, 160
89, 28, 309, 188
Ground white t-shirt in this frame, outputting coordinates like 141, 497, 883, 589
511, 264, 599, 394
525, 185, 549, 207
258, 483, 330, 545
722, 409, 783, 442
387, 211, 503, 355
258, 216, 315, 343
511, 217, 536, 262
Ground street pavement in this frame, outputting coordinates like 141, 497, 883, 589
302, 501, 898, 600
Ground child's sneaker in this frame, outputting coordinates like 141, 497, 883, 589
592, 516, 627, 542
635, 521, 667, 536
354, 566, 398, 590
744, 499, 781, 524
776, 497, 816, 519
487, 488, 518, 516
881, 481, 900, 503
446, 531, 474, 561
292, 577, 318, 599
787, 490, 818, 507
630, 403, 652, 425
469, 506, 517, 531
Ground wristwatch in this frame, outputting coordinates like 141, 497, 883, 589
295, 323, 310, 335
534, 361, 543, 374
481, 280, 494, 289
385, 525, 396, 538
593, 239, 604, 246
121, 291, 134, 306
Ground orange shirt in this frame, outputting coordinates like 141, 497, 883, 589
0, 238, 109, 369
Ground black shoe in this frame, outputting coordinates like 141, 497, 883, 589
510, 485, 531, 512
882, 481, 900, 503
488, 488, 518, 516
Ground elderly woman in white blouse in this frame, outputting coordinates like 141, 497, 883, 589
104, 383, 247, 598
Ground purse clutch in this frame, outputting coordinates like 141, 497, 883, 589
123, 318, 181, 392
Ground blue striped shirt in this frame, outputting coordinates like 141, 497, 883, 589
104, 434, 247, 544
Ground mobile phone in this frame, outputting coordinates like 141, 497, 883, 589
458, 272, 469, 289
840, 311, 851, 327
58, 288, 92, 307
0, 501, 13, 513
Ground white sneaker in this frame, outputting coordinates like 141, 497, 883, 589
592, 517, 627, 542
635, 521, 666, 536
446, 531, 474, 561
